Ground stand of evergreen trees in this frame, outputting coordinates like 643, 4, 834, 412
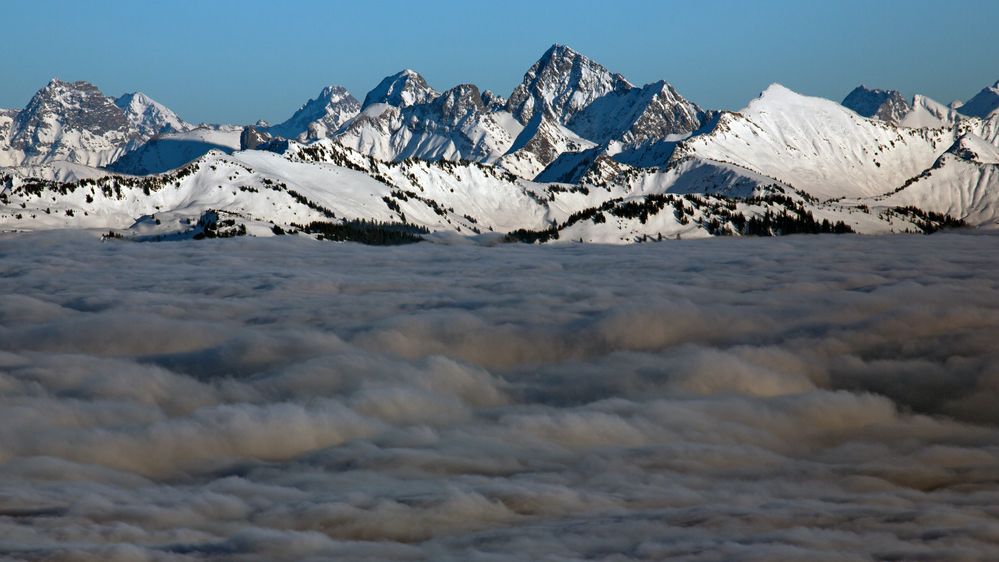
505, 191, 858, 243
192, 211, 247, 239
733, 210, 853, 236
890, 206, 967, 233
505, 224, 560, 244
297, 219, 428, 245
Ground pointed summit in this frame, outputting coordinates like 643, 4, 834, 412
957, 80, 999, 118
266, 84, 360, 141
13, 79, 129, 150
430, 84, 486, 125
115, 91, 189, 136
842, 85, 911, 124
480, 90, 506, 112
567, 79, 706, 145
361, 69, 438, 110
506, 44, 632, 126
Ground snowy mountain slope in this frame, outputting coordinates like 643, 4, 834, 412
0, 152, 419, 235
361, 70, 439, 110
533, 122, 723, 187
115, 92, 189, 137
877, 90, 999, 153
898, 95, 961, 129
552, 188, 925, 244
961, 114, 999, 147
500, 46, 710, 183
538, 146, 792, 199
286, 142, 554, 233
566, 80, 706, 145
2, 46, 998, 242
7, 79, 135, 167
0, 109, 21, 167
0, 143, 558, 237
677, 84, 952, 199
533, 144, 625, 185
859, 79, 999, 153
480, 90, 507, 112
332, 45, 636, 180
2, 160, 111, 184
1, 146, 942, 243
506, 44, 632, 126
107, 126, 243, 175
0, 80, 194, 169
949, 132, 999, 164
335, 84, 523, 165
495, 112, 596, 179
842, 86, 911, 124
873, 134, 999, 226
957, 80, 999, 118
263, 85, 360, 141
625, 157, 792, 199
330, 45, 703, 181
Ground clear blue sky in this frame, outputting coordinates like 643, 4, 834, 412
3, 0, 998, 125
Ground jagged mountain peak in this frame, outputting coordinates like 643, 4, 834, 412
42, 77, 95, 90
29, 78, 104, 101
15, 79, 129, 141
842, 85, 911, 124
361, 69, 438, 110
1, 79, 156, 167
539, 43, 581, 62
506, 44, 632, 126
318, 84, 352, 98
480, 90, 506, 112
436, 84, 484, 109
265, 84, 360, 142
422, 84, 488, 125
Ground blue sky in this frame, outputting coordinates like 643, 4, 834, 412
3, 0, 998, 124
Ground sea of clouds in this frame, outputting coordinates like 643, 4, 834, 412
1, 231, 998, 561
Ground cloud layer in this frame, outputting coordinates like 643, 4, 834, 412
1, 231, 999, 560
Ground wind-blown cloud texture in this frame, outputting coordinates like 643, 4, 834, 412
1, 231, 999, 561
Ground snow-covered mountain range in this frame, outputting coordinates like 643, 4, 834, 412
2, 44, 997, 243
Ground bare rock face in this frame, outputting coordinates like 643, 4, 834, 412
264, 85, 360, 142
842, 86, 911, 124
0, 108, 17, 152
10, 80, 131, 165
422, 84, 486, 127
5, 79, 190, 167
240, 125, 273, 150
480, 90, 506, 112
15, 80, 129, 141
361, 70, 438, 110
506, 44, 632, 126
501, 44, 708, 181
334, 81, 522, 165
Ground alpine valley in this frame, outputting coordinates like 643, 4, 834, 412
2, 44, 997, 244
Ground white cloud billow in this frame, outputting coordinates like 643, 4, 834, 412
0, 231, 998, 560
